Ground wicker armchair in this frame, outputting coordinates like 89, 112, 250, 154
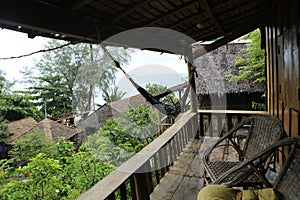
203, 114, 284, 186
213, 136, 300, 199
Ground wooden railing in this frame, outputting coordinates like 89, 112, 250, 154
78, 110, 268, 200
78, 111, 199, 200
198, 110, 268, 137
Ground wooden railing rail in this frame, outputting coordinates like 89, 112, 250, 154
78, 111, 199, 200
198, 110, 268, 137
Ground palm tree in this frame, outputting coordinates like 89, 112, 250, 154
102, 86, 126, 103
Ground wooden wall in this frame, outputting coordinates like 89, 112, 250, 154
265, 0, 300, 137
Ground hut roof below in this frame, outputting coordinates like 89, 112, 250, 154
6, 117, 38, 143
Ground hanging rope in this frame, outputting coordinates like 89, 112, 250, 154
101, 45, 193, 117
0, 42, 73, 60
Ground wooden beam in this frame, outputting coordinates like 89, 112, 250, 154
168, 13, 204, 29
193, 18, 262, 58
200, 0, 225, 34
144, 0, 200, 27
0, 0, 98, 42
70, 0, 93, 11
112, 0, 153, 23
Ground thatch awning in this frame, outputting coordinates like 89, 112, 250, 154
0, 0, 274, 52
194, 42, 265, 95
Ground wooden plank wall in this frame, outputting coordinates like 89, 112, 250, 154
265, 0, 300, 137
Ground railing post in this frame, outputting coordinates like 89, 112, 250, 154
133, 161, 153, 200
199, 113, 204, 136
187, 57, 198, 113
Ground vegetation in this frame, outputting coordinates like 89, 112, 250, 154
0, 135, 115, 200
227, 29, 266, 110
0, 104, 156, 199
8, 130, 54, 166
0, 70, 43, 122
85, 105, 157, 166
145, 83, 178, 105
0, 38, 162, 199
227, 29, 265, 83
102, 86, 126, 103
21, 41, 132, 116
0, 118, 11, 143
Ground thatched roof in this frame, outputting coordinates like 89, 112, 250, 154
7, 118, 82, 144
194, 42, 265, 96
23, 119, 82, 142
78, 83, 188, 136
6, 117, 38, 144
0, 0, 274, 51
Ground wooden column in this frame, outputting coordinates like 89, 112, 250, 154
187, 58, 198, 113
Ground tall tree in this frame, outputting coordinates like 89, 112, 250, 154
22, 40, 133, 116
0, 70, 42, 121
102, 86, 126, 103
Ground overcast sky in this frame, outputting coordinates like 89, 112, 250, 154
0, 29, 187, 95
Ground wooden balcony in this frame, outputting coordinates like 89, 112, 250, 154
78, 110, 267, 200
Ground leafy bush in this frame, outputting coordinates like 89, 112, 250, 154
9, 129, 55, 166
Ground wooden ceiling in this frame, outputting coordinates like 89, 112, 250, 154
0, 0, 274, 52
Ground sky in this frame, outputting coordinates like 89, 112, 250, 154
0, 29, 187, 98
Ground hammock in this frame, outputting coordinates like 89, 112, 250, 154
102, 46, 192, 117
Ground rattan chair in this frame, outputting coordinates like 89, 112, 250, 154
203, 114, 284, 186
213, 136, 300, 199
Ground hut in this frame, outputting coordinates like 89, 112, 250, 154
3, 118, 83, 156
0, 117, 38, 159
194, 42, 265, 110
77, 83, 188, 138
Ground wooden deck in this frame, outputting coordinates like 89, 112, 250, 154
150, 137, 219, 200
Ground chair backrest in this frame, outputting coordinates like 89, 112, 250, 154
243, 115, 283, 159
273, 137, 300, 200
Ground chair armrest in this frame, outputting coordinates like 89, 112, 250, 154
203, 118, 253, 161
214, 137, 296, 187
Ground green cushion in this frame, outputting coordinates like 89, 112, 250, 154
241, 188, 278, 200
197, 184, 241, 200
197, 185, 279, 200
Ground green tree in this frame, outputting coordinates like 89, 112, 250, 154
8, 129, 55, 166
0, 117, 11, 143
0, 138, 115, 200
84, 105, 157, 166
146, 83, 178, 105
102, 86, 126, 103
22, 41, 132, 115
0, 69, 42, 121
226, 29, 266, 110
227, 29, 265, 83
26, 75, 72, 118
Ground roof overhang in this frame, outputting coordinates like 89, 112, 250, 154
0, 0, 274, 55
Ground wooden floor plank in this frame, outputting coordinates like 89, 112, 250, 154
150, 138, 207, 200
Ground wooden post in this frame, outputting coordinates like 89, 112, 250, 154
133, 162, 152, 200
187, 57, 198, 113
156, 109, 161, 136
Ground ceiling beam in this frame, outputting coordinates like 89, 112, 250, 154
200, 0, 225, 34
144, 0, 200, 27
0, 0, 99, 42
193, 18, 262, 58
70, 0, 93, 11
168, 13, 205, 29
111, 0, 153, 23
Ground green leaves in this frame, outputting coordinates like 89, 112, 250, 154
85, 105, 157, 166
9, 129, 55, 166
1, 135, 115, 200
227, 29, 265, 83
